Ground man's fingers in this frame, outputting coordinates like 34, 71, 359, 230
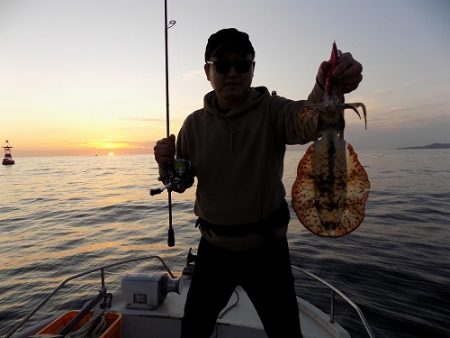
154, 135, 176, 165
341, 73, 363, 93
334, 52, 363, 79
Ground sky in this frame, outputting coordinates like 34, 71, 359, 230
0, 0, 449, 156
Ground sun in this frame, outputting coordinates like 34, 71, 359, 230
108, 151, 115, 156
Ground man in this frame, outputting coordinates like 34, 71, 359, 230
154, 28, 363, 338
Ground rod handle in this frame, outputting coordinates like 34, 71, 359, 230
168, 227, 175, 247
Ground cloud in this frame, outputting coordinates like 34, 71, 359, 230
370, 100, 449, 129
119, 115, 165, 123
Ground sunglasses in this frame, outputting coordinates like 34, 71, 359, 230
206, 60, 254, 74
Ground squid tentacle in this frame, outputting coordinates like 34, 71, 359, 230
343, 102, 367, 129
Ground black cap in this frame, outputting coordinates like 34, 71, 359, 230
205, 28, 255, 62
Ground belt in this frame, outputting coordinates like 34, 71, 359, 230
196, 200, 290, 237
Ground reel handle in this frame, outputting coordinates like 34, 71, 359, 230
149, 182, 172, 196
150, 188, 163, 196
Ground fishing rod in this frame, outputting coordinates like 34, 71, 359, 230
149, 1, 176, 246
163, 0, 176, 247
151, 1, 192, 247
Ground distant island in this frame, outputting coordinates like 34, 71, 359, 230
397, 143, 450, 150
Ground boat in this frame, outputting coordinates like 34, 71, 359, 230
4, 252, 375, 338
2, 140, 15, 165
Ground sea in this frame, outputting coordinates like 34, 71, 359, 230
0, 147, 449, 338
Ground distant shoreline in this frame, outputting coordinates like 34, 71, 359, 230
397, 143, 450, 150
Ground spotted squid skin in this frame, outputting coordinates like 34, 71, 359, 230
312, 130, 347, 231
291, 114, 370, 238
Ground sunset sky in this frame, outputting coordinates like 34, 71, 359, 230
1, 0, 449, 156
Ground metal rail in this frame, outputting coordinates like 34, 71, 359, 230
5, 255, 175, 338
292, 266, 375, 338
5, 255, 374, 338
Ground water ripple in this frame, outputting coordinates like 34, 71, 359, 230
1, 151, 449, 337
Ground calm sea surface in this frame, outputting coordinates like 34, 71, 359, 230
1, 148, 449, 337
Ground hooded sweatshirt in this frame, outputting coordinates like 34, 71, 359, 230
176, 86, 319, 250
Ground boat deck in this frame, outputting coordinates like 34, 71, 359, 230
112, 278, 350, 338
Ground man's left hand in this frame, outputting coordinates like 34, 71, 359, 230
317, 52, 363, 94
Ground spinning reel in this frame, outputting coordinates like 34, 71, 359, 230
150, 159, 193, 196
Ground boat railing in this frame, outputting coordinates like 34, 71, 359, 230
5, 255, 375, 338
291, 265, 375, 338
4, 255, 175, 338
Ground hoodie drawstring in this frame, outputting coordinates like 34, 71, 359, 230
227, 119, 236, 152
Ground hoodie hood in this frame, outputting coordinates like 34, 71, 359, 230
203, 86, 270, 118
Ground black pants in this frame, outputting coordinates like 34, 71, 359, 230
180, 236, 303, 338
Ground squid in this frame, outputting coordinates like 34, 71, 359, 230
292, 42, 370, 237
